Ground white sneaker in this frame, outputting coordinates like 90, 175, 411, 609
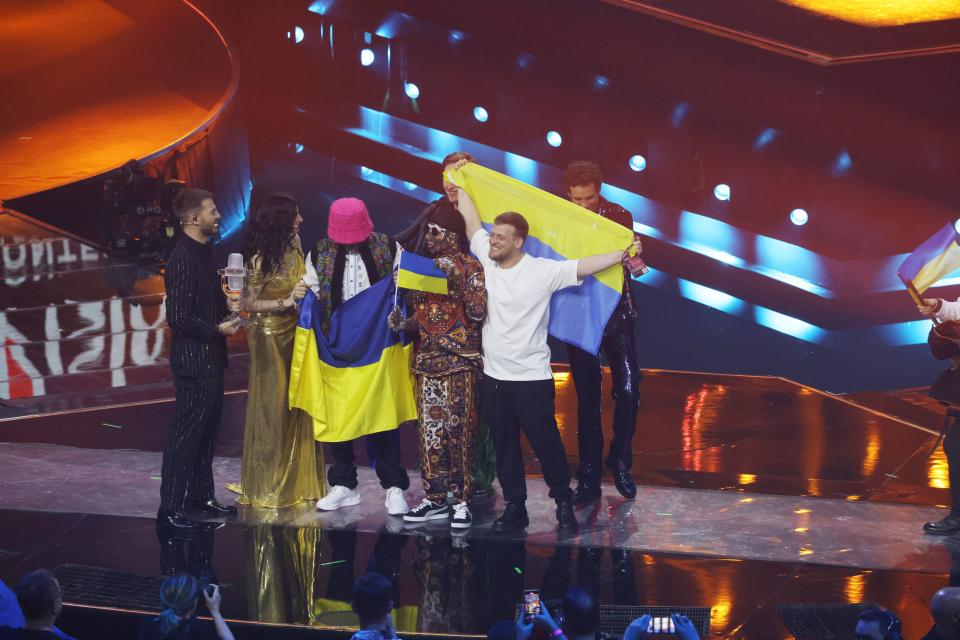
316, 485, 360, 511
451, 502, 472, 529
384, 487, 409, 516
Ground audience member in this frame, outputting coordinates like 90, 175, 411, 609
350, 572, 399, 640
854, 607, 901, 640
0, 570, 75, 640
924, 588, 960, 640
139, 575, 234, 640
562, 587, 601, 640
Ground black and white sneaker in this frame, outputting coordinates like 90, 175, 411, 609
451, 502, 472, 529
403, 499, 450, 522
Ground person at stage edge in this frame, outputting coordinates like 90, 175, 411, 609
158, 188, 240, 532
389, 177, 486, 530
919, 295, 960, 535
293, 197, 411, 516
395, 151, 499, 499
564, 160, 643, 503
454, 175, 642, 535
226, 192, 324, 508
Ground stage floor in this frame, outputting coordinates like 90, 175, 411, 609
0, 370, 957, 638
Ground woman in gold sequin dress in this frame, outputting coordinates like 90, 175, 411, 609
230, 192, 325, 508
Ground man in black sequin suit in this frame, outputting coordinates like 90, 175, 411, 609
158, 188, 241, 531
564, 161, 643, 504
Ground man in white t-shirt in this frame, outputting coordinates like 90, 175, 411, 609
455, 184, 638, 535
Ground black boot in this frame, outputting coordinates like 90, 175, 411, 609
492, 502, 529, 534
157, 509, 200, 532
555, 496, 579, 534
572, 483, 602, 505
184, 498, 238, 517
607, 461, 637, 499
924, 513, 960, 535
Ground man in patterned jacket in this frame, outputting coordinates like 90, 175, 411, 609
389, 204, 486, 530
293, 197, 410, 515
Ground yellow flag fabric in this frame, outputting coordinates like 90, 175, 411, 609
446, 163, 632, 293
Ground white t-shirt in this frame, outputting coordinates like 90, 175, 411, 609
471, 229, 581, 381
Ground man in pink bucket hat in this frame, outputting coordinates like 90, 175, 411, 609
293, 197, 411, 515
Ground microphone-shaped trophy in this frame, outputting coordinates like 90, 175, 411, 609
220, 253, 248, 326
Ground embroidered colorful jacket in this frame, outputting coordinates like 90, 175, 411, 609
407, 251, 486, 377
312, 232, 393, 334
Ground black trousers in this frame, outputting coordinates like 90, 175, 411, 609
567, 328, 641, 487
160, 373, 225, 511
326, 430, 410, 490
481, 375, 572, 504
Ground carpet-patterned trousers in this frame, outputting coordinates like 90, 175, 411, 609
415, 369, 479, 504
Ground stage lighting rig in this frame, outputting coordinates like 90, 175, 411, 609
104, 160, 181, 263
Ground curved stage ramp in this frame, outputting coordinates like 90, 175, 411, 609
0, 0, 248, 244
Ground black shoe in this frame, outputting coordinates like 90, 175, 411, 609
185, 498, 238, 517
924, 513, 960, 535
555, 497, 579, 534
572, 484, 602, 505
157, 509, 200, 531
491, 502, 529, 534
608, 464, 637, 499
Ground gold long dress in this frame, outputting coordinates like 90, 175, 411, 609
236, 245, 325, 508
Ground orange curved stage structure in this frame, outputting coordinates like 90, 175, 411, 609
0, 0, 237, 202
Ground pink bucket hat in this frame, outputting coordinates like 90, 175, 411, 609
327, 197, 373, 244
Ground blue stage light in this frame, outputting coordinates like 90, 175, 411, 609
671, 102, 690, 129
360, 48, 375, 66
593, 75, 610, 90
292, 26, 304, 43
449, 30, 464, 43
546, 131, 562, 147
790, 208, 808, 226
404, 181, 418, 191
288, 143, 304, 154
753, 127, 779, 151
628, 155, 647, 172
473, 106, 489, 123
517, 53, 533, 70
713, 184, 731, 201
361, 166, 374, 177
832, 149, 852, 177
955, 219, 960, 234
404, 82, 420, 100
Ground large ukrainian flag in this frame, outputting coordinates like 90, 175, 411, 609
289, 278, 417, 442
447, 163, 634, 355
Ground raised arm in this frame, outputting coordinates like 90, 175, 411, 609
576, 250, 624, 279
455, 187, 483, 240
576, 236, 641, 278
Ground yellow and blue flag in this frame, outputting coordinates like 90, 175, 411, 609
447, 163, 634, 355
397, 250, 448, 295
898, 221, 960, 296
288, 278, 417, 442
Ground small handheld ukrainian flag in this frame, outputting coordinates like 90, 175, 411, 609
898, 221, 960, 301
396, 248, 448, 295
